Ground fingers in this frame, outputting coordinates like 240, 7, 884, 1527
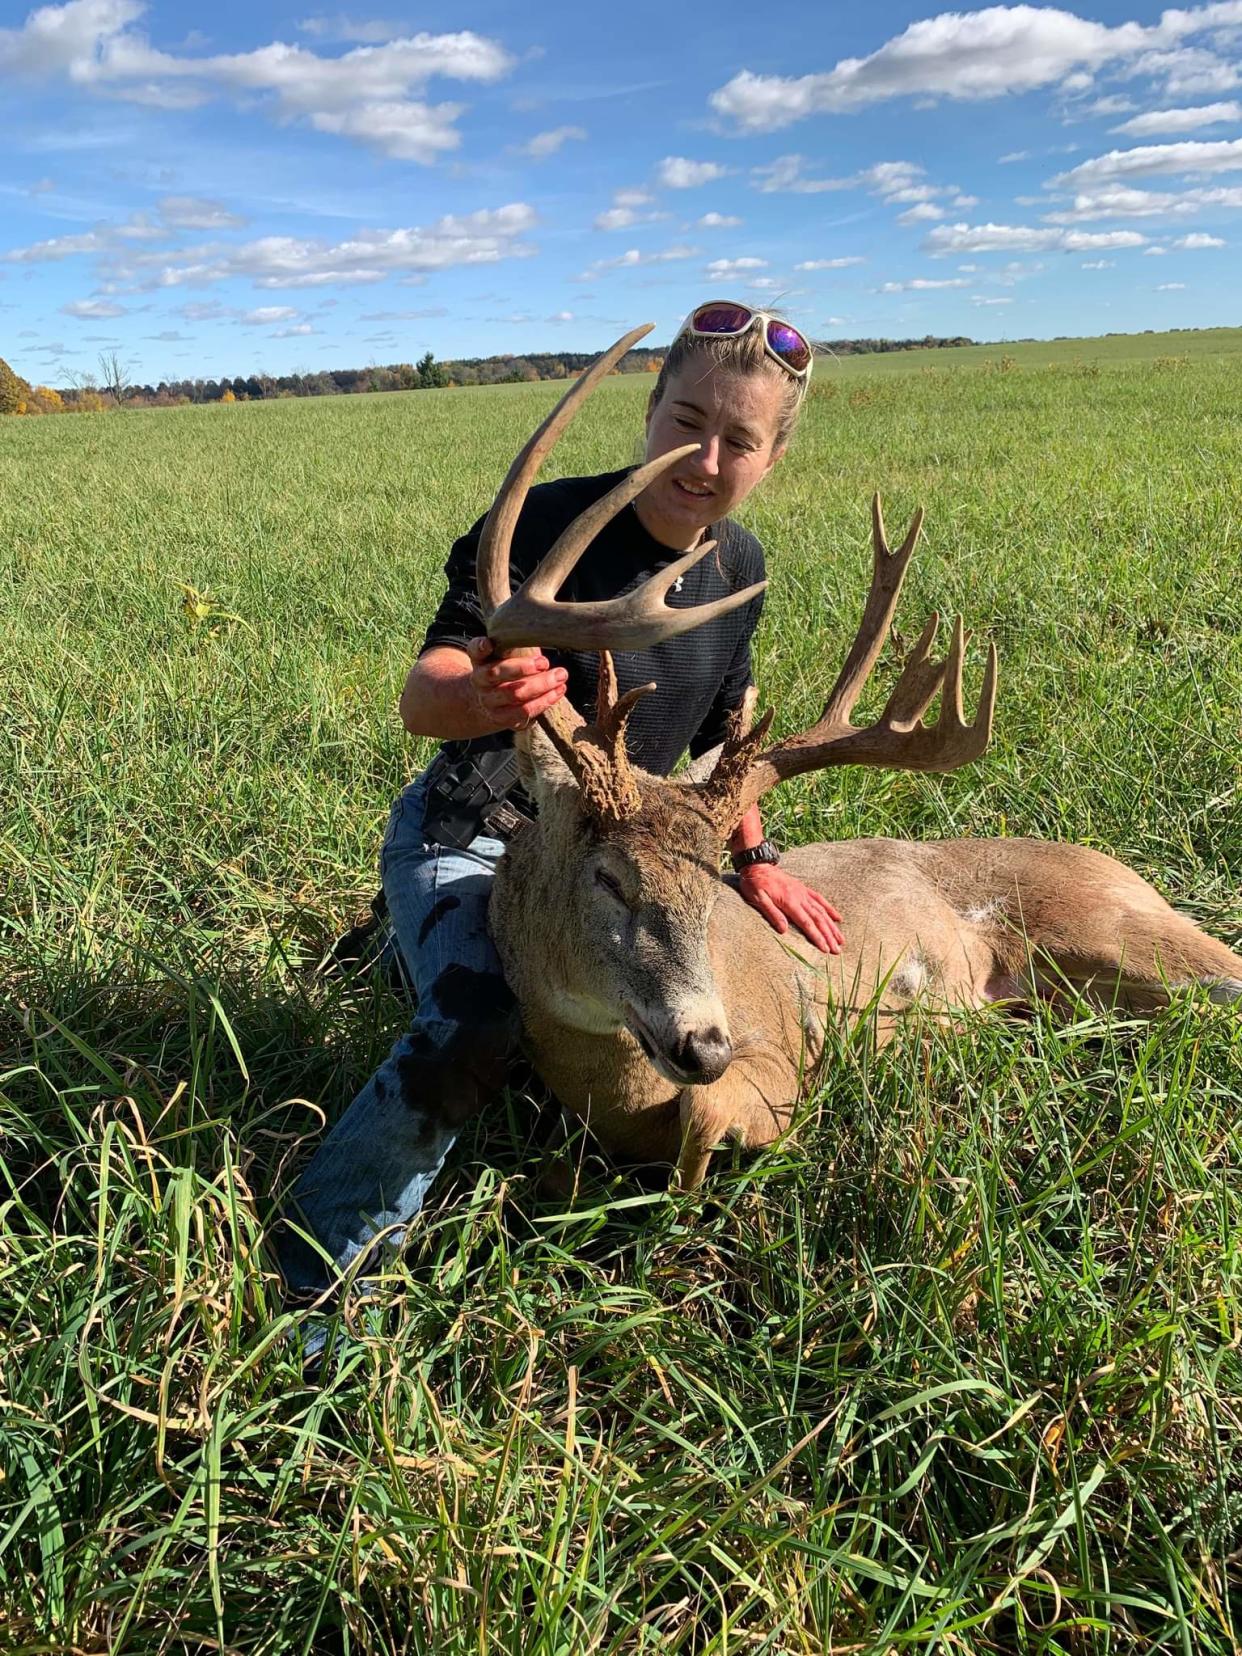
800, 895, 844, 954
751, 891, 789, 935
467, 639, 569, 731
480, 670, 568, 729
476, 652, 554, 688
511, 684, 569, 728
740, 870, 845, 954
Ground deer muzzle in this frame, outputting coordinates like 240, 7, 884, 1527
626, 1006, 734, 1087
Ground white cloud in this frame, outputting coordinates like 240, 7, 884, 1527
593, 187, 665, 232
878, 277, 969, 291
750, 155, 852, 193
594, 207, 640, 231
706, 256, 768, 277
697, 211, 742, 228
898, 202, 946, 222
1081, 258, 1115, 266
298, 16, 409, 45
924, 220, 1149, 253
103, 203, 539, 289
1156, 279, 1187, 287
795, 256, 866, 269
1112, 99, 1241, 134
951, 193, 981, 207
242, 305, 299, 323
4, 231, 108, 261
1173, 230, 1226, 244
359, 306, 449, 319
656, 156, 728, 188
547, 310, 574, 322
271, 322, 316, 335
1079, 93, 1138, 116
61, 297, 127, 318
1000, 150, 1031, 163
158, 194, 245, 229
708, 4, 1242, 132
1043, 176, 1242, 218
519, 125, 586, 159
0, 2, 515, 163
1143, 244, 1170, 252
971, 294, 1014, 304
1052, 137, 1242, 187
580, 243, 700, 277
1133, 44, 1240, 97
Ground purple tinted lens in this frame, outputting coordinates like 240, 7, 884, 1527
692, 303, 754, 336
766, 320, 811, 372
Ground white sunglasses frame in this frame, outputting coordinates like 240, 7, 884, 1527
673, 298, 814, 384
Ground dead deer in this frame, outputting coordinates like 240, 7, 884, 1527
475, 328, 1242, 1188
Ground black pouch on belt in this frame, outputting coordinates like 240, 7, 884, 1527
420, 746, 536, 849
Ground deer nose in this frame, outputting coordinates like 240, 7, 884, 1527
672, 1025, 732, 1083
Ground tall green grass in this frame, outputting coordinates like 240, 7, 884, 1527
1, 338, 1240, 1652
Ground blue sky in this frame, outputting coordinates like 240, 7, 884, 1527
1, 0, 1239, 384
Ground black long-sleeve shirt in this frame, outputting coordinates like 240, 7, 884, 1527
419, 468, 766, 777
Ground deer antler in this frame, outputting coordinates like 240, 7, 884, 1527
696, 495, 998, 830
475, 324, 766, 818
476, 326, 766, 652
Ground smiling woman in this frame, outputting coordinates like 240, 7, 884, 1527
273, 307, 843, 1305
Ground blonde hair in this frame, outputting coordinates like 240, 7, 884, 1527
649, 322, 808, 451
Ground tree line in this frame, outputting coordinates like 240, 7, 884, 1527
3, 336, 980, 416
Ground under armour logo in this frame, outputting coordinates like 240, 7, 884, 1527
672, 575, 685, 593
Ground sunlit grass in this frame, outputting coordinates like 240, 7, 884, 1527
1, 337, 1240, 1652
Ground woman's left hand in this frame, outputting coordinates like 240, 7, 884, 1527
737, 865, 845, 954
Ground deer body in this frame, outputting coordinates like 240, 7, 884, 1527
492, 776, 1242, 1186
471, 325, 1239, 1189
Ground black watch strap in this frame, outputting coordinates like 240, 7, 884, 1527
731, 838, 780, 872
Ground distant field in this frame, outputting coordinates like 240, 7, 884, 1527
1, 335, 1240, 1652
820, 322, 1242, 375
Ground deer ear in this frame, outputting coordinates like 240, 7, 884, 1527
515, 723, 575, 802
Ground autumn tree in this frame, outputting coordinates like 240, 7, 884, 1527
0, 357, 32, 415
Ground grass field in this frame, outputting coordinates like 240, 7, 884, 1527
2, 329, 1241, 1653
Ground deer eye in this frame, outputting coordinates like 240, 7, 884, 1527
594, 868, 626, 902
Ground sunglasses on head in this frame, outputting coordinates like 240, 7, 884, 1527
675, 300, 814, 383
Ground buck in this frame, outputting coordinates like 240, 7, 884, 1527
471, 328, 1241, 1189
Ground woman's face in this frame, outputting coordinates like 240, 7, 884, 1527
639, 362, 788, 548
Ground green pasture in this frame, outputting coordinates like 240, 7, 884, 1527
818, 323, 1242, 376
1, 334, 1240, 1653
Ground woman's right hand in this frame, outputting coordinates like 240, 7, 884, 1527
466, 637, 569, 732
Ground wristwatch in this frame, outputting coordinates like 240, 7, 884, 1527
731, 838, 780, 872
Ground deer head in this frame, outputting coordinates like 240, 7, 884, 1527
476, 326, 997, 1086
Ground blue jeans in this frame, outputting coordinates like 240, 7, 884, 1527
275, 769, 521, 1297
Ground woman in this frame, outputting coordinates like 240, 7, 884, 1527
276, 302, 844, 1298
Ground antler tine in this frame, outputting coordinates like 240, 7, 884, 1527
476, 323, 654, 622
695, 501, 998, 828
818, 493, 924, 728
879, 613, 948, 731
